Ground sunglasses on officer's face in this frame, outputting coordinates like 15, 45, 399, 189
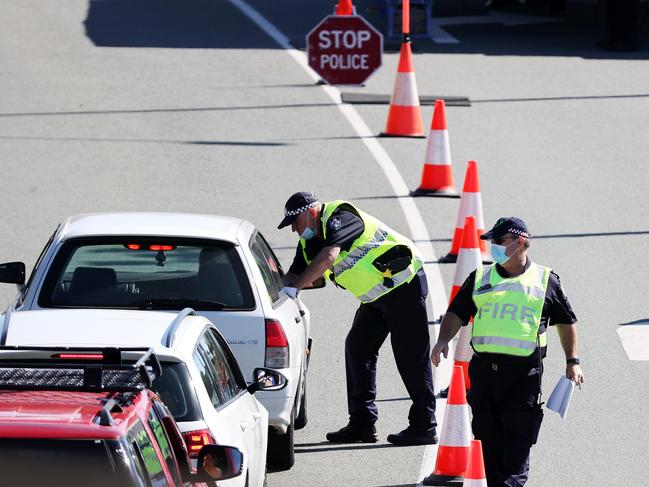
491, 234, 515, 245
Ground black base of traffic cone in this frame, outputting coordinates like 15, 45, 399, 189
410, 188, 461, 198
438, 253, 458, 264
422, 473, 464, 486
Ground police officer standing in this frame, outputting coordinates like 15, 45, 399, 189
278, 192, 437, 445
431, 217, 584, 486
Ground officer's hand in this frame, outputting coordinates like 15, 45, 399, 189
281, 286, 299, 300
566, 364, 584, 386
431, 341, 448, 367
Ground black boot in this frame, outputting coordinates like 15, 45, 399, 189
326, 423, 378, 443
387, 426, 438, 446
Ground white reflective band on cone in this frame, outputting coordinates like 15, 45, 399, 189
453, 248, 481, 286
462, 478, 488, 487
390, 72, 420, 106
438, 404, 472, 447
455, 192, 485, 229
425, 130, 452, 165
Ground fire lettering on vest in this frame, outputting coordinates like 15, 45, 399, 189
478, 302, 537, 323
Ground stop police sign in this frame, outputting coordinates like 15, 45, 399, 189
306, 15, 383, 86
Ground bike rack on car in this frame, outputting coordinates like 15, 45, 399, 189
0, 346, 163, 426
0, 346, 161, 392
163, 307, 198, 348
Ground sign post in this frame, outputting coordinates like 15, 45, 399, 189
306, 14, 383, 86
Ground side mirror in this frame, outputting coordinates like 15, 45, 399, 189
0, 262, 25, 285
247, 367, 288, 394
191, 445, 243, 482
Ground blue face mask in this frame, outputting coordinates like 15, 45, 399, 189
490, 243, 510, 264
491, 240, 519, 264
300, 212, 316, 240
300, 226, 315, 240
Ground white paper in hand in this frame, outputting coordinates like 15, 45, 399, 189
546, 376, 576, 419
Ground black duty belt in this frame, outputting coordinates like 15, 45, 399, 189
474, 354, 537, 372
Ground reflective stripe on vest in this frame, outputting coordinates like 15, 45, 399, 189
471, 262, 550, 357
300, 200, 422, 303
332, 228, 389, 277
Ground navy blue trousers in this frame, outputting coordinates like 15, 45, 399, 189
468, 356, 544, 487
345, 272, 436, 430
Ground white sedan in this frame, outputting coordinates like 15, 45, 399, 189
0, 212, 315, 469
1, 308, 286, 487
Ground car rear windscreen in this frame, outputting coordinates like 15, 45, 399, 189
0, 439, 128, 486
152, 361, 202, 423
38, 237, 255, 310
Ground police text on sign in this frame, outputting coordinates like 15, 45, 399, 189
306, 15, 382, 85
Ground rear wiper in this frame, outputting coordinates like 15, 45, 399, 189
132, 298, 228, 310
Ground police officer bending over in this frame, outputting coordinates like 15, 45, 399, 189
278, 192, 437, 446
431, 217, 584, 486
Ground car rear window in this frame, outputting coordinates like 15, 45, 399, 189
0, 438, 127, 486
151, 361, 202, 423
38, 237, 255, 311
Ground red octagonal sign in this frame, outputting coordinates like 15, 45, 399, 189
306, 15, 383, 86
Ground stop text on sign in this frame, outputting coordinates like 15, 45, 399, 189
306, 15, 383, 85
318, 30, 372, 49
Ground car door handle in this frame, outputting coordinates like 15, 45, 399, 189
240, 421, 250, 432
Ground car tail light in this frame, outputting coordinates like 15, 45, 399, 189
124, 244, 176, 251
265, 319, 289, 368
52, 353, 103, 360
182, 429, 215, 458
149, 244, 175, 251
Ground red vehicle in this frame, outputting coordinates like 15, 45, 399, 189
0, 346, 243, 487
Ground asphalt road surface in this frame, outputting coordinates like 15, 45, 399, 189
1, 1, 648, 486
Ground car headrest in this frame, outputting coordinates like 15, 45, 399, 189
69, 267, 117, 295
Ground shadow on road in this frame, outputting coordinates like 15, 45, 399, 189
294, 442, 401, 454
618, 319, 649, 326
375, 396, 410, 402
82, 0, 648, 60
84, 0, 271, 48
0, 135, 288, 147
0, 102, 335, 119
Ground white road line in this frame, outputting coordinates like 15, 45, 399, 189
226, 1, 453, 483
617, 325, 649, 360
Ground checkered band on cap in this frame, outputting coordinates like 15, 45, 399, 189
284, 200, 319, 217
508, 228, 530, 238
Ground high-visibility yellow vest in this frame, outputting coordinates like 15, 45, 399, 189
299, 200, 423, 303
471, 262, 551, 356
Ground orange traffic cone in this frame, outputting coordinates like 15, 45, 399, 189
423, 365, 472, 486
380, 37, 424, 138
450, 215, 481, 390
449, 216, 481, 303
411, 99, 460, 197
335, 0, 354, 15
439, 161, 490, 264
462, 440, 487, 487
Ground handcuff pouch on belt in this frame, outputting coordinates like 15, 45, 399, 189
371, 245, 412, 289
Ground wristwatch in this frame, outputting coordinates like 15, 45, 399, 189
566, 357, 580, 365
